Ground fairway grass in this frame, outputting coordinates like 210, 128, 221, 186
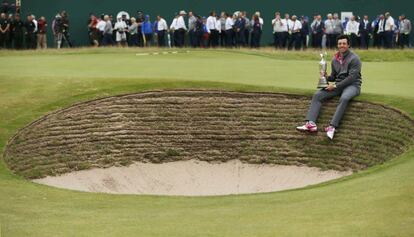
0, 48, 413, 236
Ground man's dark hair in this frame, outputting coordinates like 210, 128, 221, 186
336, 34, 350, 45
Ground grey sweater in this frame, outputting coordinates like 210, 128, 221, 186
328, 50, 362, 90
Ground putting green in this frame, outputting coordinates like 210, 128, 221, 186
0, 48, 413, 236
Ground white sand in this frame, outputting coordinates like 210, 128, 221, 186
33, 160, 351, 196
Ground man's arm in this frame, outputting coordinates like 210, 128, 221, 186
335, 57, 361, 90
327, 61, 337, 82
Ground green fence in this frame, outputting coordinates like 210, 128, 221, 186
22, 0, 413, 47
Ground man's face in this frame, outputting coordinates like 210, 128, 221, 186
0, 13, 5, 19
337, 39, 349, 53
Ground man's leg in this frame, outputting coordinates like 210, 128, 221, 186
330, 85, 360, 127
306, 89, 341, 123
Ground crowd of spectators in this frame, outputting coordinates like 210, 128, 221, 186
0, 3, 412, 50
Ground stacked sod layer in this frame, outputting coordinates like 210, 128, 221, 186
4, 90, 414, 179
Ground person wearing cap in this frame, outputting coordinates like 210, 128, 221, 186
175, 10, 187, 47
142, 15, 153, 46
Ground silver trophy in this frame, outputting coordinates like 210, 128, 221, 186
317, 52, 329, 89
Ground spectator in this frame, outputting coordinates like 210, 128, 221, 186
311, 14, 324, 48
384, 12, 395, 48
324, 13, 335, 48
11, 13, 23, 49
250, 14, 262, 48
36, 16, 47, 49
359, 15, 371, 49
128, 17, 138, 46
399, 14, 411, 48
288, 15, 302, 50
346, 15, 359, 48
175, 10, 187, 47
206, 11, 218, 47
24, 14, 36, 49
87, 14, 99, 47
272, 12, 283, 49
300, 16, 310, 49
60, 11, 72, 47
142, 15, 153, 46
188, 11, 196, 47
223, 12, 234, 47
170, 14, 178, 47
332, 13, 343, 43
155, 15, 167, 47
219, 11, 226, 46
114, 16, 127, 47
102, 15, 114, 46
0, 12, 10, 48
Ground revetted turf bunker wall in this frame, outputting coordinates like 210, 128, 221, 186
4, 91, 414, 179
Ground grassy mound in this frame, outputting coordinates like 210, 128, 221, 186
4, 90, 413, 179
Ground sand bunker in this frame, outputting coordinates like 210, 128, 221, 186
33, 160, 350, 196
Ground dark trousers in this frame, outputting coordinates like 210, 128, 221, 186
0, 32, 8, 48
281, 32, 288, 48
288, 32, 301, 50
219, 31, 225, 46
157, 30, 166, 47
312, 32, 322, 48
102, 33, 114, 46
13, 32, 24, 49
208, 29, 219, 47
25, 33, 37, 49
327, 34, 338, 48
359, 31, 369, 49
236, 30, 245, 47
399, 33, 410, 48
176, 29, 185, 47
350, 33, 359, 48
384, 31, 393, 48
244, 29, 249, 46
189, 29, 196, 47
250, 31, 261, 48
129, 34, 139, 46
225, 29, 234, 47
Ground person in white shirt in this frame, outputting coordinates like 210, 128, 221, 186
399, 14, 411, 48
287, 15, 302, 50
224, 12, 234, 47
206, 11, 218, 47
345, 15, 359, 48
156, 15, 168, 47
175, 10, 187, 47
280, 13, 290, 48
114, 17, 127, 47
384, 12, 395, 48
170, 14, 178, 47
272, 12, 285, 48
324, 13, 335, 48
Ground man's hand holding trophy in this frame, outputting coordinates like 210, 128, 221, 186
317, 52, 336, 91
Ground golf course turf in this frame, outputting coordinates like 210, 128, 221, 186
0, 48, 413, 236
